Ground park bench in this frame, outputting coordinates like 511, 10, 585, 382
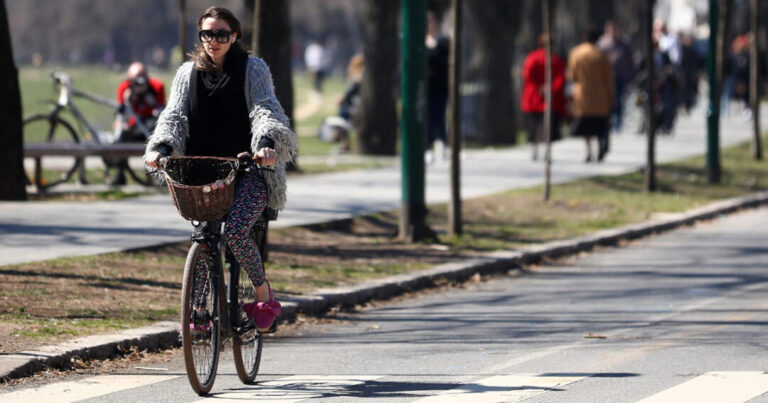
24, 142, 148, 193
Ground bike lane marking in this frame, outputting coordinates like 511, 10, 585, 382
191, 374, 381, 402
636, 371, 768, 403
0, 374, 178, 403
412, 373, 586, 403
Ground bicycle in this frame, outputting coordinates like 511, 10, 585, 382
23, 71, 155, 188
153, 154, 276, 395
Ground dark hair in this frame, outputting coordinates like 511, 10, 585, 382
191, 7, 249, 72
584, 26, 602, 44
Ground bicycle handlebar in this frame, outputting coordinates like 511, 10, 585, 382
145, 156, 274, 177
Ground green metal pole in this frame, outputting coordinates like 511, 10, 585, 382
399, 0, 429, 241
707, 0, 721, 183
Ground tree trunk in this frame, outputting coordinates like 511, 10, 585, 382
178, 0, 187, 64
252, 0, 294, 129
716, 0, 732, 107
645, 0, 656, 192
252, 0, 296, 170
448, 0, 463, 236
463, 0, 520, 144
543, 0, 553, 201
749, 0, 762, 160
357, 0, 399, 155
0, 0, 26, 200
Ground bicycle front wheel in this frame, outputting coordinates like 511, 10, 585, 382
23, 114, 80, 187
181, 242, 221, 395
231, 259, 263, 384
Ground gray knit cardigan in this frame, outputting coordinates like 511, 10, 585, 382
146, 57, 297, 210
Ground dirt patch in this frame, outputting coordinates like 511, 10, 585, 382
0, 212, 467, 354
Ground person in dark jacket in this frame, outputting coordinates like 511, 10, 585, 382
425, 10, 450, 164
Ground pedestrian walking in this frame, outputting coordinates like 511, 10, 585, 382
304, 39, 330, 95
679, 33, 704, 114
425, 10, 450, 164
598, 21, 634, 133
567, 27, 615, 162
723, 34, 751, 118
144, 6, 297, 332
521, 33, 567, 161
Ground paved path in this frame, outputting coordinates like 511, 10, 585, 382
3, 206, 767, 402
1, 105, 764, 266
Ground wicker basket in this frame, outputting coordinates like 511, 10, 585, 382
162, 156, 238, 221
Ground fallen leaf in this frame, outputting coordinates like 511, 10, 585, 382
584, 333, 607, 339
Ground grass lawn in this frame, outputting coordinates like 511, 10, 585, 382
433, 136, 768, 251
20, 65, 382, 187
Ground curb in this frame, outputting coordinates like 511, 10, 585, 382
0, 322, 178, 381
2, 190, 767, 382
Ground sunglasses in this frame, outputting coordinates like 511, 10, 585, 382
199, 29, 233, 44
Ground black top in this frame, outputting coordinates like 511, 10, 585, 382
427, 36, 450, 98
187, 46, 252, 158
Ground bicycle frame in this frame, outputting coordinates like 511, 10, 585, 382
191, 220, 257, 341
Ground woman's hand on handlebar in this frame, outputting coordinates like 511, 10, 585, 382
255, 148, 277, 167
145, 151, 163, 169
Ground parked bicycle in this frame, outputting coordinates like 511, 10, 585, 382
23, 71, 154, 187
152, 154, 276, 395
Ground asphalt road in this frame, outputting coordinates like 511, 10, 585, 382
3, 206, 767, 402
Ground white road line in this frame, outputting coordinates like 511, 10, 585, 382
637, 371, 768, 403
0, 374, 178, 403
413, 373, 586, 403
192, 375, 381, 403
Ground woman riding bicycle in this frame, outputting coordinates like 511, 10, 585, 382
145, 6, 296, 332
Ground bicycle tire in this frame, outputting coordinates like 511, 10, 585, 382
23, 114, 81, 187
181, 242, 221, 395
230, 259, 263, 384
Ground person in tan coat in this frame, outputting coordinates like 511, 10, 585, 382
568, 27, 615, 162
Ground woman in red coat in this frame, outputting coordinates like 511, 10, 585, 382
521, 34, 567, 161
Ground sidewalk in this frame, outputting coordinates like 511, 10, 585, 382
0, 105, 764, 266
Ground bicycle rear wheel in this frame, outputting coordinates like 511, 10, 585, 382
231, 259, 263, 384
181, 242, 221, 395
23, 114, 81, 187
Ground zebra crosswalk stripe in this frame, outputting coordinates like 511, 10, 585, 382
0, 374, 178, 403
4, 371, 768, 402
190, 374, 381, 403
637, 371, 768, 403
412, 374, 586, 403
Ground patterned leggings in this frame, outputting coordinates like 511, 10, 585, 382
193, 170, 268, 308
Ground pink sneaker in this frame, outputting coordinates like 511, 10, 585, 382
242, 281, 281, 332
